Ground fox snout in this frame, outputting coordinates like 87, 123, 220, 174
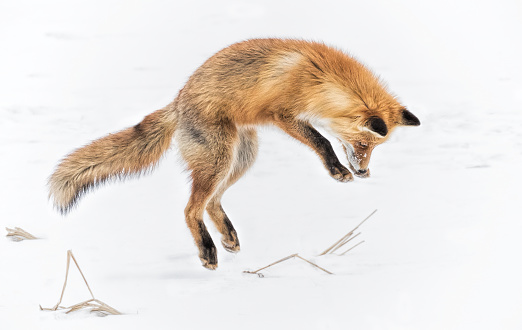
342, 142, 373, 178
356, 168, 369, 176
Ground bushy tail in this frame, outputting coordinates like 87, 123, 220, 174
49, 103, 177, 214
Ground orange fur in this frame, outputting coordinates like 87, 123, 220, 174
49, 39, 419, 269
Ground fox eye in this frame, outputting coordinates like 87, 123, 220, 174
356, 141, 368, 148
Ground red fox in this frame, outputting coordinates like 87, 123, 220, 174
49, 39, 420, 269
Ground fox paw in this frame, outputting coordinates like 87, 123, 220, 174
222, 239, 240, 253
328, 163, 354, 182
199, 245, 218, 270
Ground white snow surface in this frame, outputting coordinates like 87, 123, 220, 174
2, 0, 522, 329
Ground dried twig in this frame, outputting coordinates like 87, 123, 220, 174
6, 227, 38, 241
340, 240, 365, 256
40, 250, 121, 315
68, 250, 95, 299
330, 232, 361, 254
244, 254, 298, 275
244, 253, 333, 277
319, 209, 376, 255
91, 299, 121, 315
63, 299, 121, 316
295, 255, 333, 275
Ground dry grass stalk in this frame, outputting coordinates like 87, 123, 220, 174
330, 232, 361, 254
318, 209, 377, 256
5, 227, 38, 241
295, 255, 333, 275
40, 250, 121, 316
340, 240, 365, 256
64, 299, 121, 316
244, 253, 333, 277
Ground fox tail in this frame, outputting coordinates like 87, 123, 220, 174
48, 103, 177, 214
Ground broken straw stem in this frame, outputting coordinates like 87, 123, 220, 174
295, 255, 333, 275
330, 232, 361, 254
66, 299, 96, 313
319, 232, 353, 256
340, 240, 365, 256
318, 209, 377, 255
5, 227, 38, 240
68, 250, 95, 300
93, 299, 121, 315
244, 253, 333, 275
52, 250, 73, 310
244, 254, 298, 274
40, 250, 121, 315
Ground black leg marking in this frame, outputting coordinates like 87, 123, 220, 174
221, 215, 240, 252
297, 122, 353, 182
197, 221, 217, 269
301, 125, 338, 165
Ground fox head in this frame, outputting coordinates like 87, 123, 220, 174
329, 107, 420, 177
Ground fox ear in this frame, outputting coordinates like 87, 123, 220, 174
365, 116, 388, 137
401, 109, 420, 126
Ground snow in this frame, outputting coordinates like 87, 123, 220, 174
1, 0, 522, 329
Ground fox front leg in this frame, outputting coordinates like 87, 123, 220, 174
306, 125, 353, 182
275, 117, 353, 182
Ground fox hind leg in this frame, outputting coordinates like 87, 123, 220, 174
178, 120, 239, 269
206, 128, 258, 253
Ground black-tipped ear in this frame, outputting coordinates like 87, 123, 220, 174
401, 109, 420, 126
366, 116, 388, 137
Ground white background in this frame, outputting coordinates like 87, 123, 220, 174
1, 0, 522, 329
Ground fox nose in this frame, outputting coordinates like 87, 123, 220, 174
357, 169, 368, 175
